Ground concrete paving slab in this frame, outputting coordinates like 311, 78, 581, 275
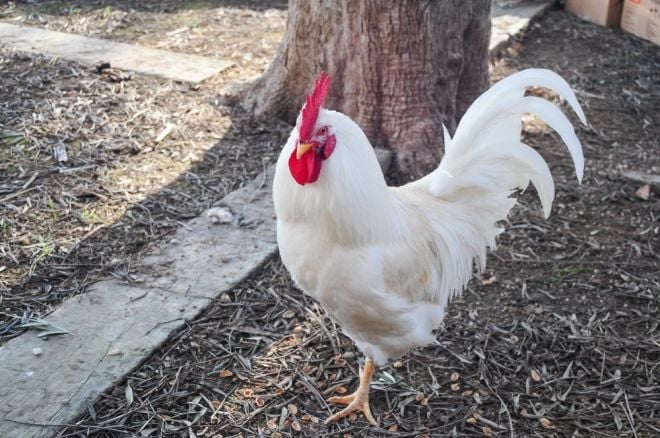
490, 1, 552, 53
0, 167, 277, 438
0, 23, 232, 82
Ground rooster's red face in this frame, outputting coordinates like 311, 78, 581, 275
288, 72, 336, 186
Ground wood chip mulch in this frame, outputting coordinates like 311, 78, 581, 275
46, 9, 660, 438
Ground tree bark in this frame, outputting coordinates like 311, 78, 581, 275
242, 0, 491, 178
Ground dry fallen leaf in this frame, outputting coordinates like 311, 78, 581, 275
266, 419, 278, 430
392, 360, 404, 368
483, 425, 494, 436
255, 396, 265, 407
531, 369, 541, 382
287, 404, 298, 415
450, 372, 460, 382
451, 383, 461, 392
635, 184, 650, 200
219, 370, 233, 378
282, 309, 296, 319
241, 388, 254, 397
415, 393, 425, 402
466, 416, 478, 425
481, 275, 497, 286
388, 424, 398, 432
540, 417, 552, 429
335, 386, 348, 394
291, 420, 301, 432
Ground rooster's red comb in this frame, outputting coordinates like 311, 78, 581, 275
299, 72, 331, 141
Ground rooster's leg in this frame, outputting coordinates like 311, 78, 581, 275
324, 357, 377, 426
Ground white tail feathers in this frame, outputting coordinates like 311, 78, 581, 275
429, 69, 586, 219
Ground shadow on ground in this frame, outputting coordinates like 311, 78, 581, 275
0, 58, 290, 343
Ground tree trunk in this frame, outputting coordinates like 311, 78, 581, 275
242, 0, 491, 178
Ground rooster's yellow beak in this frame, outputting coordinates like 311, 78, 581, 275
296, 142, 313, 159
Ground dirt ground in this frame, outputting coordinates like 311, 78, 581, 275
1, 2, 658, 437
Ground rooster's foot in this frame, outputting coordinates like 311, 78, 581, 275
324, 358, 377, 426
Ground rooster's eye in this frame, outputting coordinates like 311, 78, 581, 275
317, 126, 328, 137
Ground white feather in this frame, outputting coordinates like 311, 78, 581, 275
273, 68, 586, 365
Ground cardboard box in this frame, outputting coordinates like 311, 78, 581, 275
566, 0, 623, 27
621, 0, 660, 45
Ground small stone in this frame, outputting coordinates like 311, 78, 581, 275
32, 348, 43, 356
207, 207, 234, 224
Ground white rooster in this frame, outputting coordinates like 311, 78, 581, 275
273, 70, 586, 425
